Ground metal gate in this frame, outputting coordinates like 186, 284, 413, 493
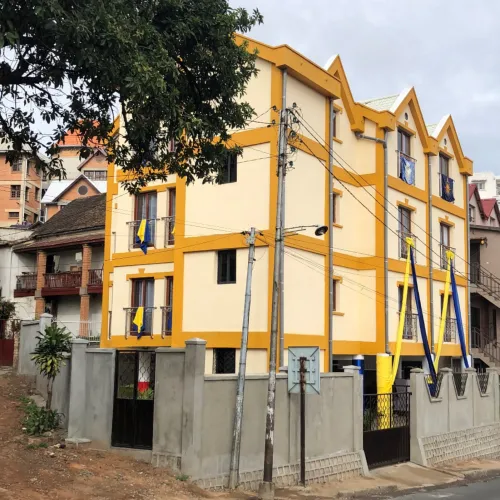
111, 350, 156, 449
363, 388, 411, 469
0, 320, 14, 367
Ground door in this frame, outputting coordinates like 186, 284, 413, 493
112, 350, 155, 449
131, 279, 154, 336
134, 192, 157, 247
470, 241, 480, 283
0, 321, 14, 366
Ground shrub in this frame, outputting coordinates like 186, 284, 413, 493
22, 399, 61, 436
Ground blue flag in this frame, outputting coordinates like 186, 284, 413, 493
441, 174, 455, 202
399, 154, 415, 185
135, 219, 151, 254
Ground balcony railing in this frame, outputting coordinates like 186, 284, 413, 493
163, 216, 175, 247
15, 272, 37, 291
399, 312, 418, 340
124, 307, 155, 338
444, 317, 457, 343
161, 306, 173, 337
398, 231, 416, 261
44, 271, 82, 288
127, 219, 157, 251
53, 318, 101, 343
88, 269, 103, 286
440, 244, 455, 269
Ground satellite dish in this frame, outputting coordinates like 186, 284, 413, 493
314, 225, 328, 236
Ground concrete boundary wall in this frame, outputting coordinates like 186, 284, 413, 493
410, 367, 500, 466
152, 339, 367, 490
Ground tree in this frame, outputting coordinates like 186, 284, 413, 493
31, 324, 72, 410
0, 0, 262, 189
0, 297, 16, 320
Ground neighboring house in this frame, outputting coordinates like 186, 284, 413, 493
469, 171, 500, 205
76, 148, 108, 181
41, 174, 106, 221
13, 195, 105, 339
0, 145, 45, 226
101, 35, 472, 388
0, 226, 37, 319
469, 183, 500, 368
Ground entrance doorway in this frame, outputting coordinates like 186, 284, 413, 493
111, 350, 155, 449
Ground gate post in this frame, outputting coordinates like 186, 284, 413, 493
181, 338, 207, 478
409, 368, 426, 466
67, 339, 89, 440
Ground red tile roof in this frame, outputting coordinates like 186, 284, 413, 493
482, 199, 497, 218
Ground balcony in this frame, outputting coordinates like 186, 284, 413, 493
444, 317, 457, 343
14, 272, 37, 297
161, 306, 173, 337
88, 268, 103, 292
124, 307, 155, 338
43, 271, 82, 295
440, 244, 455, 269
400, 312, 418, 340
162, 216, 175, 247
398, 231, 417, 261
128, 219, 157, 251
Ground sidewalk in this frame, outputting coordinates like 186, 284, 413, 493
258, 459, 500, 499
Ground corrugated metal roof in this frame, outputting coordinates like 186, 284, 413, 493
361, 94, 400, 112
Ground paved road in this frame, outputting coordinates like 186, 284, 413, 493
394, 477, 500, 499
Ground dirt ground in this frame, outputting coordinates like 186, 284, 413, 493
0, 370, 231, 500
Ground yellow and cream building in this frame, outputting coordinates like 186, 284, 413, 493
100, 36, 472, 379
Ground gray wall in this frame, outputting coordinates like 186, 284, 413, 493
17, 320, 41, 376
152, 340, 366, 488
410, 367, 500, 466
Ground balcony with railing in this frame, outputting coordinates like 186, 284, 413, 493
161, 306, 173, 337
127, 219, 157, 251
398, 231, 417, 261
124, 307, 155, 338
14, 272, 37, 297
440, 244, 455, 269
399, 312, 418, 340
43, 271, 82, 295
88, 268, 103, 292
444, 317, 457, 343
163, 216, 175, 247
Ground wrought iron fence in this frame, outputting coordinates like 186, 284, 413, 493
477, 372, 489, 394
213, 348, 236, 374
425, 372, 444, 398
127, 219, 157, 250
440, 244, 455, 270
470, 263, 500, 298
124, 307, 155, 338
160, 306, 172, 337
163, 216, 175, 246
44, 271, 82, 288
15, 272, 37, 291
444, 318, 457, 343
400, 312, 418, 341
397, 231, 416, 261
452, 373, 468, 397
88, 269, 103, 286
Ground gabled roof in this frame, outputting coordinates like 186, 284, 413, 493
41, 174, 106, 204
77, 148, 107, 171
482, 199, 498, 218
361, 94, 400, 112
34, 194, 106, 238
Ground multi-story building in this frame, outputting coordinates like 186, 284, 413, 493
0, 145, 44, 226
469, 171, 500, 205
469, 183, 500, 368
101, 36, 472, 384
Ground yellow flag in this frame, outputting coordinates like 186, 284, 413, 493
133, 306, 144, 333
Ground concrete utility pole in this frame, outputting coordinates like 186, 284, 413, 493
259, 107, 289, 500
229, 227, 256, 489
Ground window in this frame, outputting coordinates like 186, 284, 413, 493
213, 348, 236, 374
332, 279, 338, 311
398, 286, 415, 340
469, 205, 476, 223
397, 128, 411, 156
440, 223, 451, 269
11, 158, 22, 172
491, 217, 496, 226
166, 188, 176, 246
496, 180, 500, 196
398, 206, 412, 259
162, 276, 174, 336
439, 154, 450, 178
10, 185, 20, 199
35, 187, 40, 201
133, 191, 157, 248
84, 170, 107, 181
130, 278, 154, 335
25, 187, 29, 201
332, 193, 338, 224
8, 211, 19, 219
332, 109, 337, 138
472, 180, 486, 190
78, 185, 88, 195
28, 159, 36, 176
217, 249, 236, 284
219, 153, 237, 184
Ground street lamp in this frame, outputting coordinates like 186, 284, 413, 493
283, 224, 329, 237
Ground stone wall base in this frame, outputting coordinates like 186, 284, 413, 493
420, 423, 500, 466
192, 451, 366, 491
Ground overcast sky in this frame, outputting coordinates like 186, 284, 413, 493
231, 0, 499, 174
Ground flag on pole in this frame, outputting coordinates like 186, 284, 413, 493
399, 154, 415, 185
441, 174, 455, 202
136, 219, 151, 254
133, 306, 145, 339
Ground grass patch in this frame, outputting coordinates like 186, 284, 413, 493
175, 474, 189, 482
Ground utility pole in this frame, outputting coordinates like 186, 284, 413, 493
259, 107, 288, 500
229, 227, 256, 489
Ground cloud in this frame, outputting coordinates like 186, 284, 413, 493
232, 0, 500, 173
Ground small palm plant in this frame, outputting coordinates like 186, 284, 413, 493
31, 324, 72, 410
